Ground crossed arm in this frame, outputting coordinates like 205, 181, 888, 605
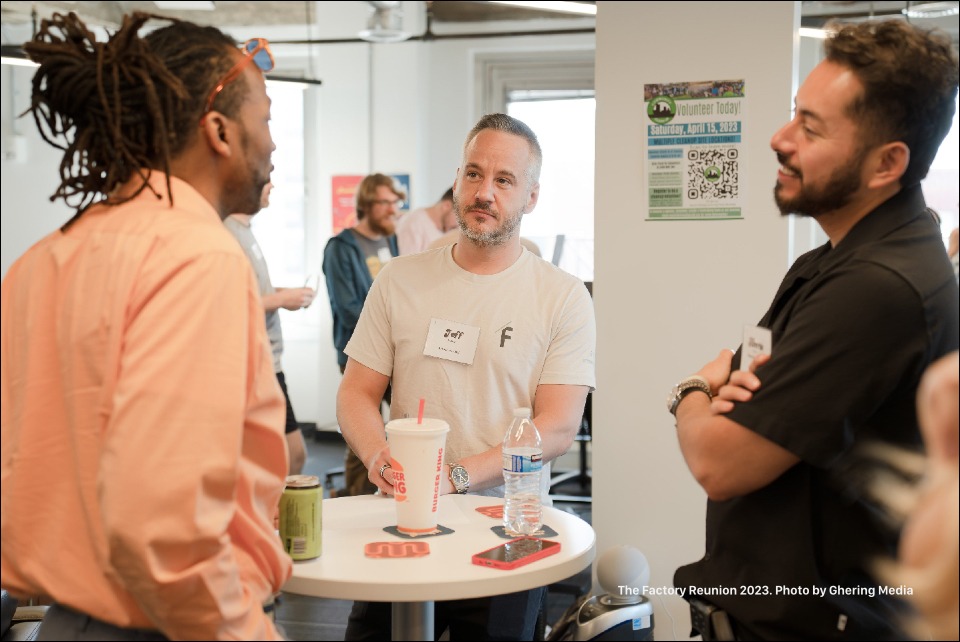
674, 350, 799, 501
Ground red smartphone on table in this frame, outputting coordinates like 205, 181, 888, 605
471, 537, 561, 570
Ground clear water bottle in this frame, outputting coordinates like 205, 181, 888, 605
502, 407, 543, 536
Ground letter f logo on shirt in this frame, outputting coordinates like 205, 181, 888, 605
500, 326, 513, 347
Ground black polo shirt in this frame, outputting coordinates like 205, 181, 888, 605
675, 185, 960, 640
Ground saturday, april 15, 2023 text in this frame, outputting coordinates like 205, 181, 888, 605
624, 584, 915, 599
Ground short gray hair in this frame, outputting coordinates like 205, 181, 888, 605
463, 113, 542, 183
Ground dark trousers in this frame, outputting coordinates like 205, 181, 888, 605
345, 588, 546, 641
276, 370, 299, 434
338, 363, 390, 496
38, 600, 283, 641
38, 604, 167, 641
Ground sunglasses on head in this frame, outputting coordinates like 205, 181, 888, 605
202, 38, 275, 122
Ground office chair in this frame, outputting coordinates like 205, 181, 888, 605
1, 590, 47, 641
549, 392, 592, 504
324, 465, 345, 494
549, 280, 593, 505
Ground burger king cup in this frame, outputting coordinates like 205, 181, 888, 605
385, 417, 450, 535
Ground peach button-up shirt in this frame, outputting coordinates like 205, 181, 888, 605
1, 175, 292, 640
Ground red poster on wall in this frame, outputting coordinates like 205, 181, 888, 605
332, 175, 363, 235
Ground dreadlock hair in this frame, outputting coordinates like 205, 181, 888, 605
24, 12, 242, 227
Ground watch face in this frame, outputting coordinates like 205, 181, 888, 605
667, 386, 680, 412
452, 465, 469, 492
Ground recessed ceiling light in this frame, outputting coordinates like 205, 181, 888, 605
902, 1, 960, 18
488, 1, 597, 16
799, 27, 833, 39
1, 56, 39, 67
153, 1, 216, 11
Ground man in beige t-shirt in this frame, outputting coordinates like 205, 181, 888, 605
337, 113, 595, 640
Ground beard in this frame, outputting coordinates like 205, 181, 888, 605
453, 195, 524, 248
774, 150, 865, 218
367, 213, 396, 237
224, 123, 272, 216
224, 168, 268, 217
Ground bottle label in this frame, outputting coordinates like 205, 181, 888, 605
502, 451, 543, 473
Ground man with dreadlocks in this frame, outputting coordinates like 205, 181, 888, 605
1, 12, 289, 640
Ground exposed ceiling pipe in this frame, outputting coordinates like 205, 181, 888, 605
272, 27, 596, 46
270, 0, 594, 46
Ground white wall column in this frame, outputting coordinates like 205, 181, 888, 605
593, 2, 799, 636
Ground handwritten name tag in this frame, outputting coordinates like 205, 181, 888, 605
741, 324, 772, 371
423, 318, 480, 365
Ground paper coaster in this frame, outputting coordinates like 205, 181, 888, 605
491, 524, 558, 539
383, 524, 455, 539
364, 541, 430, 558
476, 505, 504, 519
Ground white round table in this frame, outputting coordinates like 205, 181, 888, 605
282, 493, 596, 640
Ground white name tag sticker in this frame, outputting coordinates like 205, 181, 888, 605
741, 324, 772, 371
423, 318, 480, 365
377, 247, 393, 264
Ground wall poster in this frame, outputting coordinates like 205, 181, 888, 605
331, 175, 363, 235
644, 80, 745, 221
390, 174, 411, 214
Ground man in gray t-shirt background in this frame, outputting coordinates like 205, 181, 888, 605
226, 182, 315, 474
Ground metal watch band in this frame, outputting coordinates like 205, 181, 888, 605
668, 375, 712, 416
449, 463, 469, 494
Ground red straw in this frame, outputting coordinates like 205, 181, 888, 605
417, 398, 425, 424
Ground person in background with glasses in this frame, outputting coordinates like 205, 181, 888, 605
322, 173, 402, 497
1, 12, 290, 640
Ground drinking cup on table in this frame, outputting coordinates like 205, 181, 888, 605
385, 418, 449, 535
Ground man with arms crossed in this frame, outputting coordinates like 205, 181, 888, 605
338, 113, 596, 640
1, 13, 291, 640
671, 21, 959, 641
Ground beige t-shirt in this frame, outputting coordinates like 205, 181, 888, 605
345, 245, 596, 497
428, 229, 543, 257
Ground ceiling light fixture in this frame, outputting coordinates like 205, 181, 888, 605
358, 1, 411, 43
488, 1, 597, 16
799, 27, 832, 39
0, 45, 37, 67
902, 1, 960, 18
0, 56, 38, 67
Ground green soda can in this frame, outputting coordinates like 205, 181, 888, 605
280, 474, 322, 560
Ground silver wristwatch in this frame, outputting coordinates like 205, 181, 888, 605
449, 463, 470, 494
667, 375, 712, 416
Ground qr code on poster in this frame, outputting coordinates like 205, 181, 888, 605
687, 148, 739, 200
